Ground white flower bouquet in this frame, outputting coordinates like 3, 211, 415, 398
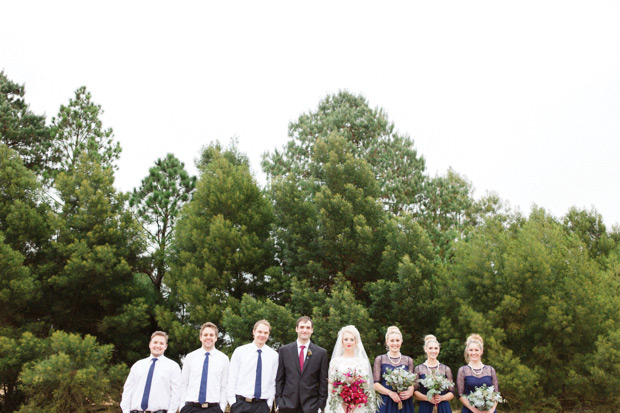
464, 384, 505, 411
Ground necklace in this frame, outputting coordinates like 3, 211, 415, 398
468, 363, 484, 376
424, 361, 439, 370
387, 352, 402, 365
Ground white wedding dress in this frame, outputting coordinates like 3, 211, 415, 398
325, 356, 374, 413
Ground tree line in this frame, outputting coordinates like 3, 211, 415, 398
1, 70, 620, 412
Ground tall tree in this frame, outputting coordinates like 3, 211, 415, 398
162, 142, 276, 355
0, 72, 52, 179
0, 145, 52, 411
130, 153, 196, 291
50, 86, 121, 174
44, 154, 149, 362
269, 134, 386, 295
262, 90, 427, 215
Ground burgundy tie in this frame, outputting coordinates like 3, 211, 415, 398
299, 345, 305, 371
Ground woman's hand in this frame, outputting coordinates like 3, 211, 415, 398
430, 394, 442, 404
398, 387, 413, 400
389, 391, 401, 403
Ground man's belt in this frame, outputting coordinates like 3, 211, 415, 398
237, 395, 265, 403
186, 402, 219, 408
130, 410, 166, 413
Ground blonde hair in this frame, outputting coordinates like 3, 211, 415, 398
423, 334, 440, 350
464, 334, 484, 362
385, 326, 402, 342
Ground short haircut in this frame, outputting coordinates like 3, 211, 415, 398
151, 331, 169, 344
296, 316, 313, 327
200, 322, 219, 336
254, 319, 271, 332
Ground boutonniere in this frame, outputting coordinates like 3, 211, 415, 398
307, 349, 313, 357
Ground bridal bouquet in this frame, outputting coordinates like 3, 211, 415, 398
417, 370, 454, 413
465, 384, 505, 411
382, 366, 416, 409
329, 368, 373, 413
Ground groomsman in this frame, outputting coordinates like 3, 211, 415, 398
275, 316, 328, 413
121, 331, 181, 413
228, 320, 279, 413
180, 322, 230, 413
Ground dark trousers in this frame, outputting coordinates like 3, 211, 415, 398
180, 403, 223, 413
231, 396, 270, 413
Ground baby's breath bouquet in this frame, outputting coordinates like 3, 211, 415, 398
464, 384, 504, 412
417, 370, 454, 413
382, 366, 416, 409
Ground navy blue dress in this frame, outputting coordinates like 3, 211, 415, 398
456, 365, 499, 413
414, 363, 454, 413
373, 354, 415, 413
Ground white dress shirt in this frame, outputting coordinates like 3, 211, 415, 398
120, 354, 181, 413
297, 339, 311, 360
227, 342, 279, 407
180, 347, 229, 411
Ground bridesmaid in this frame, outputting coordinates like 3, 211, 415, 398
456, 334, 499, 413
373, 326, 415, 413
413, 335, 454, 413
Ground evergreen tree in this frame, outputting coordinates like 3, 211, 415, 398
50, 86, 121, 174
0, 72, 52, 179
44, 155, 149, 362
262, 90, 427, 215
130, 153, 196, 291
162, 142, 276, 355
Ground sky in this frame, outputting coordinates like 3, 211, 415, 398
2, 1, 620, 226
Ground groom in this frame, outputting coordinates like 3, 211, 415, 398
275, 316, 328, 413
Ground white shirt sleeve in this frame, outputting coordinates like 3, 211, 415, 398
120, 363, 138, 413
168, 359, 182, 413
227, 347, 241, 407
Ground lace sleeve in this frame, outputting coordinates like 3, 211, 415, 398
413, 364, 421, 391
444, 365, 455, 394
490, 366, 499, 392
373, 356, 382, 383
407, 356, 414, 373
328, 358, 338, 380
456, 366, 466, 396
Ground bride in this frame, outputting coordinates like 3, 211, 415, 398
325, 325, 377, 413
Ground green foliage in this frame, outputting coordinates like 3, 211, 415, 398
0, 72, 52, 179
0, 332, 47, 412
263, 90, 427, 215
310, 276, 379, 354
419, 169, 475, 258
130, 153, 196, 290
45, 155, 148, 362
269, 135, 386, 294
222, 294, 297, 352
50, 86, 121, 174
439, 207, 620, 410
0, 144, 51, 264
162, 142, 275, 355
17, 331, 127, 413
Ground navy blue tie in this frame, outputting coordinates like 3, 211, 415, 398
198, 352, 210, 404
254, 349, 262, 400
141, 358, 158, 410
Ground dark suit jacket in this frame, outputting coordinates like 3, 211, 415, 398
275, 341, 328, 413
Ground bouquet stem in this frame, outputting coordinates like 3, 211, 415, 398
397, 401, 403, 410
432, 403, 437, 413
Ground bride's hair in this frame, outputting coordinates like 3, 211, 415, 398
338, 325, 361, 348
332, 325, 368, 359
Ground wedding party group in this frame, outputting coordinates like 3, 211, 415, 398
120, 317, 503, 413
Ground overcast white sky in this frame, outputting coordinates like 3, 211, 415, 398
2, 1, 620, 226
